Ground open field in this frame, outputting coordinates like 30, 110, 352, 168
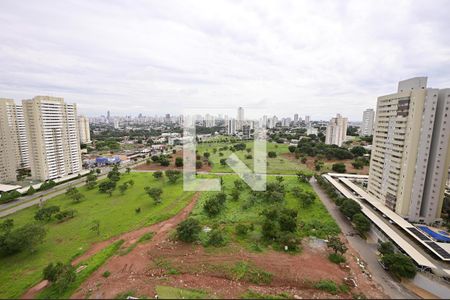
70, 175, 385, 299
196, 141, 312, 175
0, 172, 194, 299
191, 175, 340, 250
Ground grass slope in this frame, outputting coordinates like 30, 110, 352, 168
0, 172, 194, 299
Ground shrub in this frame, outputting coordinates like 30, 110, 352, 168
268, 151, 277, 158
102, 271, 111, 278
43, 262, 76, 292
153, 171, 163, 179
0, 223, 46, 256
54, 209, 76, 222
381, 253, 416, 279
165, 170, 181, 183
175, 157, 183, 167
235, 224, 249, 236
34, 206, 60, 222
332, 163, 346, 173
314, 279, 338, 294
205, 229, 226, 247
328, 253, 346, 264
378, 241, 394, 255
135, 207, 141, 214
176, 218, 201, 243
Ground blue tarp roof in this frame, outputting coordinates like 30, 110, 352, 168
418, 226, 450, 243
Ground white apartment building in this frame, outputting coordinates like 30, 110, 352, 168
78, 116, 91, 144
325, 114, 348, 146
361, 108, 375, 136
305, 115, 310, 125
368, 77, 450, 224
237, 107, 244, 130
22, 96, 82, 181
227, 118, 237, 135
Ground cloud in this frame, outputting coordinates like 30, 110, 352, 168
0, 0, 449, 120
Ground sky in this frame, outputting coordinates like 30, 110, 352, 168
1, 0, 449, 121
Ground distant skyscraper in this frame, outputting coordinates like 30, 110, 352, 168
368, 77, 450, 224
107, 110, 111, 122
237, 107, 244, 130
22, 96, 82, 181
305, 115, 310, 125
294, 114, 299, 123
361, 109, 375, 136
325, 114, 348, 146
78, 116, 91, 144
227, 119, 236, 135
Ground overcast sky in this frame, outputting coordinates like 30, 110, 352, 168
1, 0, 449, 120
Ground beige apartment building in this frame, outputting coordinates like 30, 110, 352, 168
78, 115, 91, 144
0, 99, 30, 183
21, 96, 82, 181
325, 114, 348, 147
368, 77, 450, 224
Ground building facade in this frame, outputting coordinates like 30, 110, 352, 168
227, 118, 236, 135
361, 108, 375, 136
325, 114, 348, 146
78, 116, 91, 144
237, 107, 244, 130
22, 96, 82, 181
368, 77, 450, 224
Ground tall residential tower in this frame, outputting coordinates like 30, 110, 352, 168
361, 108, 375, 136
325, 114, 348, 147
368, 77, 450, 224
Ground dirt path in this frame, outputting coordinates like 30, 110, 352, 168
20, 192, 200, 299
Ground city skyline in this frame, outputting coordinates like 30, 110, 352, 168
1, 1, 450, 119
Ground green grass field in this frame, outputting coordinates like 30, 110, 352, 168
197, 141, 311, 175
190, 175, 339, 251
0, 172, 194, 299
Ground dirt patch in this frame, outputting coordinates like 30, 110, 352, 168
282, 153, 369, 175
72, 232, 386, 299
134, 151, 212, 172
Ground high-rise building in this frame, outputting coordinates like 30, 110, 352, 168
242, 125, 250, 138
0, 99, 29, 182
305, 115, 311, 125
237, 107, 244, 130
78, 116, 91, 144
227, 119, 236, 135
361, 108, 375, 136
325, 114, 348, 146
368, 77, 450, 224
22, 96, 82, 181
294, 114, 299, 123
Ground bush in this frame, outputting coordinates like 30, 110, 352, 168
314, 279, 338, 294
378, 241, 394, 255
196, 160, 203, 169
0, 223, 46, 256
165, 170, 181, 183
340, 199, 362, 219
332, 163, 346, 173
43, 262, 76, 292
235, 224, 249, 236
381, 253, 416, 279
205, 229, 226, 247
268, 151, 277, 158
102, 270, 111, 278
352, 213, 371, 236
54, 209, 76, 222
175, 157, 183, 167
328, 253, 346, 264
153, 171, 163, 179
176, 218, 201, 243
34, 206, 60, 222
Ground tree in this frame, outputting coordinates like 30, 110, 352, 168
327, 236, 347, 255
315, 161, 324, 171
288, 145, 296, 153
0, 219, 14, 234
165, 170, 181, 183
278, 232, 300, 251
85, 174, 98, 189
145, 187, 163, 204
381, 253, 416, 279
234, 179, 244, 190
160, 159, 170, 166
34, 206, 60, 222
95, 168, 101, 175
276, 176, 284, 184
126, 167, 131, 174
203, 152, 210, 159
296, 172, 311, 183
235, 224, 249, 236
261, 219, 278, 241
332, 163, 346, 173
153, 171, 163, 179
98, 180, 116, 196
175, 157, 183, 167
203, 197, 222, 217
43, 262, 76, 292
27, 186, 36, 196
378, 241, 395, 255
127, 179, 134, 186
176, 218, 201, 243
206, 229, 226, 247
340, 199, 362, 219
301, 157, 308, 164
292, 188, 315, 208
268, 151, 277, 158
352, 160, 364, 169
230, 189, 240, 201
278, 208, 298, 232
352, 213, 371, 236
350, 146, 367, 157
118, 183, 128, 195
196, 160, 203, 169
65, 187, 85, 203
0, 223, 46, 256
220, 158, 227, 166
90, 220, 100, 236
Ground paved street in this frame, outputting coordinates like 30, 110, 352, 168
310, 178, 417, 299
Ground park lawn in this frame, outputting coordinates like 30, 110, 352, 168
190, 175, 339, 251
0, 172, 194, 299
196, 141, 311, 175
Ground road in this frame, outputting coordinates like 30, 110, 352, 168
310, 178, 417, 299
0, 159, 146, 218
